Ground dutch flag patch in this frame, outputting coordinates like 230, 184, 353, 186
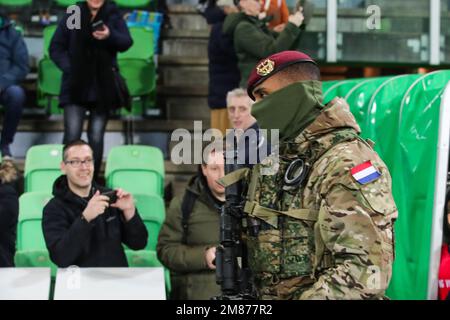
350, 161, 381, 185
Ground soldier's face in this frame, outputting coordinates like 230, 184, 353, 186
252, 73, 291, 102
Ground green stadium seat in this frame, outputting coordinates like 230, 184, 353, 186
386, 70, 450, 300
24, 144, 63, 193
133, 193, 165, 250
0, 0, 32, 6
343, 76, 390, 133
105, 145, 164, 197
16, 192, 52, 251
119, 27, 154, 60
43, 25, 57, 58
117, 26, 156, 116
37, 58, 63, 114
323, 78, 365, 105
125, 250, 171, 295
15, 192, 57, 276
321, 80, 339, 94
115, 0, 152, 8
362, 74, 420, 170
37, 25, 62, 114
54, 0, 78, 7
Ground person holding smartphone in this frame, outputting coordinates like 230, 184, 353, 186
49, 0, 133, 181
42, 140, 148, 267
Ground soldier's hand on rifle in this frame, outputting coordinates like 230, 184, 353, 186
288, 7, 304, 27
205, 246, 216, 270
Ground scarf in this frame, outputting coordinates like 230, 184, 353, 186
251, 80, 324, 143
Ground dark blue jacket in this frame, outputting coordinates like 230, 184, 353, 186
206, 7, 240, 109
49, 1, 132, 107
0, 16, 29, 91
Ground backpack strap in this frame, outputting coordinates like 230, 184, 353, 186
181, 189, 198, 245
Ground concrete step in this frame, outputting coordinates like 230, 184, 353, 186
165, 97, 209, 121
157, 85, 208, 97
162, 38, 208, 58
159, 55, 209, 66
12, 118, 207, 132
161, 65, 208, 86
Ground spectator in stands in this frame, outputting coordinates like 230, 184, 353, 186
260, 0, 289, 31
0, 12, 29, 160
226, 87, 255, 131
49, 0, 133, 180
42, 140, 148, 267
199, 0, 241, 136
0, 160, 19, 267
226, 87, 270, 166
157, 147, 225, 300
223, 0, 304, 87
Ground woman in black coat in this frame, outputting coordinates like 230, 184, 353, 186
50, 0, 132, 179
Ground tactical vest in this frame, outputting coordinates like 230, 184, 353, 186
237, 128, 373, 294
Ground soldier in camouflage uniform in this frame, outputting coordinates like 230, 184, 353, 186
230, 51, 397, 299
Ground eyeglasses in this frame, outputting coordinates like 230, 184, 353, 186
64, 159, 94, 167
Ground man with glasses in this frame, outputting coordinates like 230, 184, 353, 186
42, 140, 148, 267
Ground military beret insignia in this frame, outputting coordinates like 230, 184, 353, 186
256, 59, 275, 76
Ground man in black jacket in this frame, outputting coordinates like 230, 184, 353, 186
42, 140, 148, 267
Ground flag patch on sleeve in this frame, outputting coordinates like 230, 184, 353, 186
350, 161, 381, 185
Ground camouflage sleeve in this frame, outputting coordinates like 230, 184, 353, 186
300, 144, 397, 300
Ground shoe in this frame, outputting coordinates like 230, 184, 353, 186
0, 144, 12, 159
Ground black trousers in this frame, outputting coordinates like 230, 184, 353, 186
63, 104, 109, 180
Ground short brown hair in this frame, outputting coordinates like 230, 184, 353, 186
63, 140, 92, 161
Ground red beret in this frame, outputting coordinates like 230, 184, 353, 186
247, 50, 316, 100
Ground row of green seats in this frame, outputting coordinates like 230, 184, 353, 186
15, 191, 170, 294
38, 25, 157, 117
24, 144, 165, 197
386, 71, 450, 300
324, 71, 450, 299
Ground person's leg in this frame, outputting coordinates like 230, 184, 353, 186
0, 85, 26, 157
63, 104, 86, 144
87, 109, 109, 180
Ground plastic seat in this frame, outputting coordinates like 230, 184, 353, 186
37, 58, 63, 114
105, 145, 164, 197
24, 144, 63, 193
38, 25, 62, 114
133, 193, 165, 250
0, 0, 32, 6
343, 76, 390, 133
54, 0, 78, 6
118, 26, 154, 61
15, 192, 57, 276
16, 192, 52, 250
117, 27, 156, 116
386, 70, 450, 300
115, 0, 152, 8
361, 74, 420, 169
323, 78, 365, 105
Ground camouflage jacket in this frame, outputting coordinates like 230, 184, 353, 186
243, 99, 398, 300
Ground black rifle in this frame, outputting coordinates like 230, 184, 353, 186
214, 145, 257, 300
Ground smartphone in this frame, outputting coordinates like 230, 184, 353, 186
92, 20, 105, 32
101, 190, 118, 205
